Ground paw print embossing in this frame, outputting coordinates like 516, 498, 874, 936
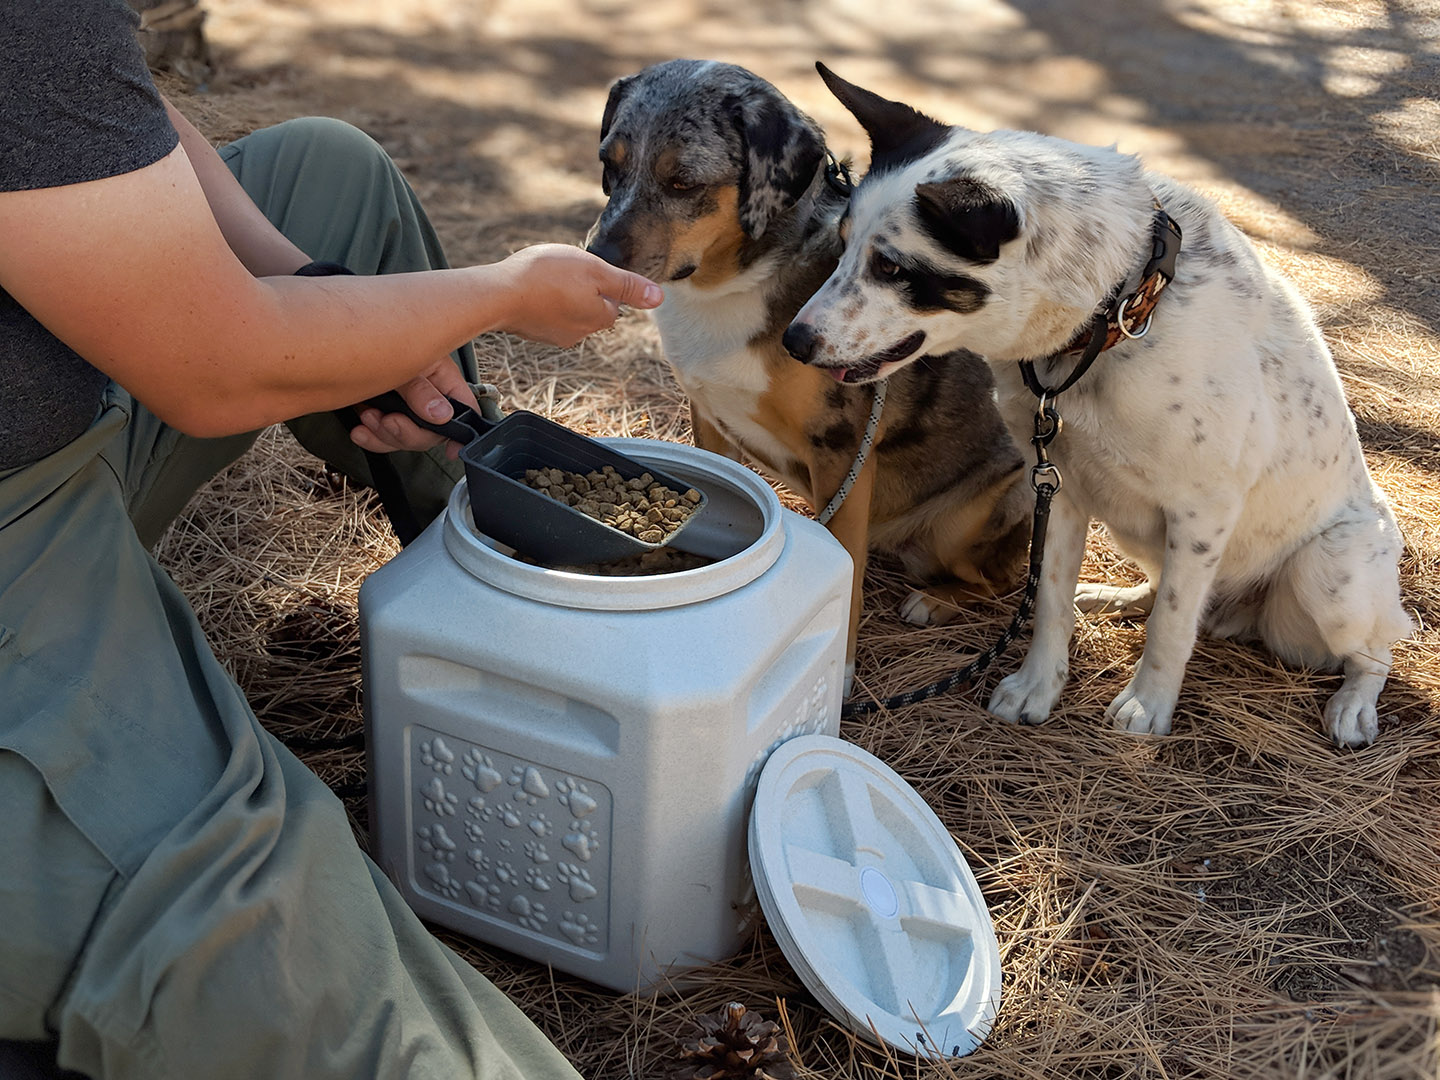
526, 812, 554, 838
492, 861, 520, 886
508, 765, 550, 806
462, 750, 503, 793
555, 862, 599, 902
465, 879, 502, 911
419, 737, 455, 775
420, 777, 458, 817
556, 778, 599, 819
465, 847, 490, 873
496, 838, 513, 852
524, 866, 552, 892
559, 911, 601, 947
523, 840, 550, 864
500, 806, 522, 828
562, 820, 602, 862
416, 823, 458, 862
465, 795, 494, 824
508, 895, 548, 933
422, 862, 462, 900
463, 819, 485, 844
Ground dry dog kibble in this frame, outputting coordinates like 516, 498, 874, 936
522, 465, 701, 543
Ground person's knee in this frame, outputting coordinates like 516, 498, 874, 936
276, 115, 396, 177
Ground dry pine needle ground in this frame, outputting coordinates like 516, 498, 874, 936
152, 2, 1440, 1077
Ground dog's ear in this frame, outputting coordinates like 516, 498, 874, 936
728, 87, 826, 239
914, 179, 1020, 264
598, 75, 638, 196
600, 75, 636, 143
815, 62, 950, 173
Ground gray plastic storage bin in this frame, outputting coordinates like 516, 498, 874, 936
361, 439, 852, 992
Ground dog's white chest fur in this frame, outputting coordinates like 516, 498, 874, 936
651, 277, 811, 489
652, 279, 772, 393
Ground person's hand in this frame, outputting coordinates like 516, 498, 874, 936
492, 244, 663, 347
349, 358, 482, 457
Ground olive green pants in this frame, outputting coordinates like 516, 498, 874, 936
0, 118, 581, 1080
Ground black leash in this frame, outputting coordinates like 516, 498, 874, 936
841, 403, 1062, 718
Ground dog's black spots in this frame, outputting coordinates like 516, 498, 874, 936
879, 251, 992, 314
1168, 537, 1178, 551
1192, 540, 1211, 555
1226, 274, 1260, 300
811, 419, 857, 453
1167, 402, 1184, 413
1193, 431, 1207, 445
913, 179, 1019, 264
816, 62, 950, 174
1164, 587, 1179, 611
1186, 510, 1197, 519
825, 383, 849, 409
1168, 374, 1182, 385
1338, 572, 1353, 587
1024, 223, 1055, 263
1205, 554, 1220, 568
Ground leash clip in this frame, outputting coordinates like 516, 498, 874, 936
824, 151, 854, 197
1030, 395, 1063, 493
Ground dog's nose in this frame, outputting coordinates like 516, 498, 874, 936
783, 321, 818, 364
586, 237, 626, 269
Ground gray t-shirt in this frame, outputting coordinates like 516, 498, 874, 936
1, 0, 179, 469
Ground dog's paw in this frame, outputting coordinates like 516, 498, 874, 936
1323, 688, 1380, 748
1074, 581, 1156, 617
1105, 682, 1176, 736
988, 663, 1067, 726
899, 589, 960, 626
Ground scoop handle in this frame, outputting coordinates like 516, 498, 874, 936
362, 390, 496, 445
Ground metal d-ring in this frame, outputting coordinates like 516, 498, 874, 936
1115, 294, 1152, 339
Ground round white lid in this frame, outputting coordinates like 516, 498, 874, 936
748, 735, 1002, 1059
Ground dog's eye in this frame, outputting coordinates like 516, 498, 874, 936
670, 180, 702, 194
871, 252, 901, 279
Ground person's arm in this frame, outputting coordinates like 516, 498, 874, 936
162, 97, 312, 278
0, 142, 661, 443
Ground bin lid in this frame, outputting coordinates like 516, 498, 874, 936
748, 735, 1001, 1060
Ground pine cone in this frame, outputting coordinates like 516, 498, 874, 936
669, 1002, 794, 1080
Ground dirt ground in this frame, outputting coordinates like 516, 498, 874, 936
155, 1, 1440, 1077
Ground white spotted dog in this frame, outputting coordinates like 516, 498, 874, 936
585, 60, 1031, 692
783, 63, 1412, 746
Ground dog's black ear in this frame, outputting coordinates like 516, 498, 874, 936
914, 179, 1020, 264
728, 87, 827, 239
815, 61, 950, 173
600, 74, 636, 144
598, 75, 637, 195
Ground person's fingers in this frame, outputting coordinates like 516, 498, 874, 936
351, 403, 443, 453
398, 375, 456, 425
598, 263, 663, 309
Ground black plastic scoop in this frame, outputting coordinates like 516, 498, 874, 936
364, 391, 708, 565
